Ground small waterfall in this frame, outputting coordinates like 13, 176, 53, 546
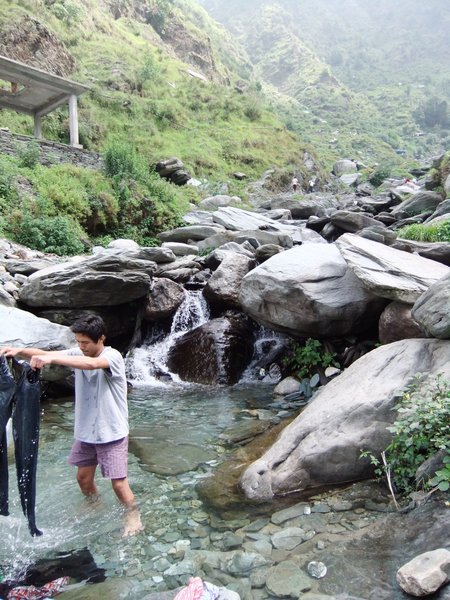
240, 325, 288, 383
126, 290, 210, 385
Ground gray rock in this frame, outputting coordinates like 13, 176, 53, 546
143, 278, 186, 322
330, 210, 384, 233
200, 195, 242, 210
307, 561, 327, 579
271, 527, 305, 550
412, 272, 450, 338
161, 242, 199, 257
129, 425, 217, 475
396, 548, 450, 596
18, 256, 153, 307
158, 225, 225, 243
392, 238, 450, 267
332, 159, 358, 176
336, 233, 450, 303
167, 315, 254, 385
378, 301, 428, 344
391, 191, 444, 218
239, 339, 450, 501
239, 243, 384, 338
265, 560, 312, 597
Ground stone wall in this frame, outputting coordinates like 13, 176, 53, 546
0, 128, 102, 170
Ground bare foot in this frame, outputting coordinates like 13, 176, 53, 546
122, 506, 143, 537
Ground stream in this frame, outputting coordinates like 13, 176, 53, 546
1, 293, 446, 600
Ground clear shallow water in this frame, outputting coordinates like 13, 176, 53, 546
0, 382, 276, 596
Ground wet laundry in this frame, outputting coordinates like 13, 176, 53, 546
0, 355, 42, 536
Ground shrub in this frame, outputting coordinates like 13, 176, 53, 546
283, 338, 339, 380
362, 374, 450, 495
11, 215, 85, 256
103, 140, 143, 179
28, 164, 119, 234
369, 167, 391, 187
17, 141, 41, 169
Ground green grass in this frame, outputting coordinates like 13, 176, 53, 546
397, 220, 450, 243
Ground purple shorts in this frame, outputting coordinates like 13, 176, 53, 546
68, 437, 129, 479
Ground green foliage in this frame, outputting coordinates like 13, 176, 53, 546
11, 214, 85, 256
47, 0, 83, 24
17, 141, 41, 169
369, 167, 391, 187
397, 220, 450, 243
414, 97, 449, 128
284, 338, 339, 380
102, 140, 189, 244
429, 454, 450, 492
143, 0, 172, 32
136, 53, 161, 90
0, 155, 19, 202
27, 164, 119, 234
363, 375, 450, 495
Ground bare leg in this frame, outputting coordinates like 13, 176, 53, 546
76, 465, 99, 499
111, 477, 143, 537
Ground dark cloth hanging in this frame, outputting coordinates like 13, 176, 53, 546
0, 355, 42, 536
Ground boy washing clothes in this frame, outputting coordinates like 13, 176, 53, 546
0, 314, 142, 537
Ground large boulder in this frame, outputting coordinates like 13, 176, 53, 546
238, 243, 385, 338
270, 195, 340, 219
332, 159, 358, 176
18, 255, 153, 307
412, 272, 450, 339
378, 301, 428, 344
0, 305, 75, 350
0, 306, 75, 381
330, 210, 384, 233
336, 233, 450, 303
167, 315, 254, 385
212, 206, 297, 235
203, 253, 255, 310
392, 238, 450, 267
239, 338, 450, 502
390, 191, 444, 218
158, 225, 225, 243
143, 278, 186, 322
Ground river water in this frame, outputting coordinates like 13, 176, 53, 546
1, 381, 282, 598
2, 292, 442, 599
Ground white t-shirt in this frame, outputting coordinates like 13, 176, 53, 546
63, 346, 129, 444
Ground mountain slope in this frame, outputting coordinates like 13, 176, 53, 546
0, 0, 305, 183
199, 0, 450, 164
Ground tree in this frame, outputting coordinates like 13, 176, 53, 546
414, 97, 449, 128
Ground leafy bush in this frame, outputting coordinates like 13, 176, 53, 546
284, 338, 339, 379
102, 141, 188, 243
0, 156, 18, 202
11, 215, 85, 256
363, 374, 450, 495
17, 141, 41, 169
28, 164, 119, 234
103, 140, 142, 179
369, 167, 391, 187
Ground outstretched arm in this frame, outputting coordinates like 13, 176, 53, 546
29, 353, 110, 371
0, 346, 59, 359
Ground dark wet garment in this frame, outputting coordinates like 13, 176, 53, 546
0, 356, 42, 536
0, 548, 106, 597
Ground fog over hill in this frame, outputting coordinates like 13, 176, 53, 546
199, 0, 450, 162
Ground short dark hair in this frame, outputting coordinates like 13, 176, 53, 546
70, 314, 106, 343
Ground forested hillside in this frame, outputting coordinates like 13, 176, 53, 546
199, 0, 450, 164
0, 0, 310, 251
